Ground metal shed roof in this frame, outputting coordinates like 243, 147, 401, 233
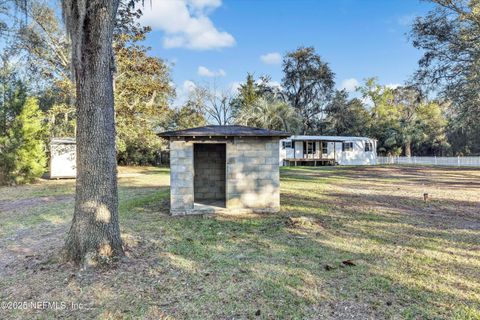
158, 125, 291, 138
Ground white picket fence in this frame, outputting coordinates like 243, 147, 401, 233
377, 156, 480, 167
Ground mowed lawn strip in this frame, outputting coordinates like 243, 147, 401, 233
0, 165, 479, 319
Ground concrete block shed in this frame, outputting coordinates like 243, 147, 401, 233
158, 125, 290, 215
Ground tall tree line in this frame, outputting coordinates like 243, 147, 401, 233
410, 0, 480, 155
202, 0, 480, 157
223, 47, 452, 156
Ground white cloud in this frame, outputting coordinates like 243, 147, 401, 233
267, 80, 282, 88
183, 80, 197, 93
260, 52, 282, 65
189, 0, 221, 10
229, 81, 242, 94
198, 66, 214, 77
139, 0, 235, 50
386, 83, 401, 89
197, 66, 226, 77
256, 78, 282, 90
340, 78, 359, 92
170, 80, 198, 108
361, 96, 374, 108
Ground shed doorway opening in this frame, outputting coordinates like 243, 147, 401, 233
193, 143, 226, 208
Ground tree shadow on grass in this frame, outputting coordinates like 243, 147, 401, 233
2, 166, 480, 319
282, 165, 480, 190
2, 192, 478, 319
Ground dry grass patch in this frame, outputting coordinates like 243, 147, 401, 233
285, 216, 325, 231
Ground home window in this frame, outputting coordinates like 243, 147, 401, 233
282, 141, 292, 149
365, 141, 373, 152
321, 142, 328, 155
343, 142, 353, 152
303, 141, 316, 158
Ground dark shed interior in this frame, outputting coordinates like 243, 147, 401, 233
193, 143, 226, 206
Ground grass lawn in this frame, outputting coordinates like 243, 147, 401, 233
0, 165, 479, 319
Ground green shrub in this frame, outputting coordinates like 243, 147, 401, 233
0, 97, 46, 185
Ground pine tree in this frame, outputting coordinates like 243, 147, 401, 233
0, 97, 46, 184
10, 97, 46, 184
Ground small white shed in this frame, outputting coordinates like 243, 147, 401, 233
279, 135, 377, 166
49, 138, 76, 179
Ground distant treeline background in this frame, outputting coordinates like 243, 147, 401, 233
0, 0, 478, 184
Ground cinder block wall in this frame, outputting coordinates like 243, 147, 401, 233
169, 140, 194, 214
169, 137, 280, 215
194, 144, 226, 201
226, 137, 280, 212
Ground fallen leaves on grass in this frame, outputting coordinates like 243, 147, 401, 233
286, 216, 324, 231
342, 260, 356, 267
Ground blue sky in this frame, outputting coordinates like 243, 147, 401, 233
139, 0, 433, 104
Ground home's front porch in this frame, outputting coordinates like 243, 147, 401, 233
283, 139, 341, 166
283, 158, 337, 166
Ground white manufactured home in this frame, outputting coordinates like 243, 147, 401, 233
279, 135, 377, 166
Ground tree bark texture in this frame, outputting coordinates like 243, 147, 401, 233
405, 140, 412, 157
63, 0, 124, 264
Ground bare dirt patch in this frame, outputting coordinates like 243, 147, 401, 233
0, 195, 73, 213
0, 223, 66, 279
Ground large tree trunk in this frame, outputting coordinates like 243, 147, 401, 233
404, 140, 412, 157
63, 0, 124, 264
